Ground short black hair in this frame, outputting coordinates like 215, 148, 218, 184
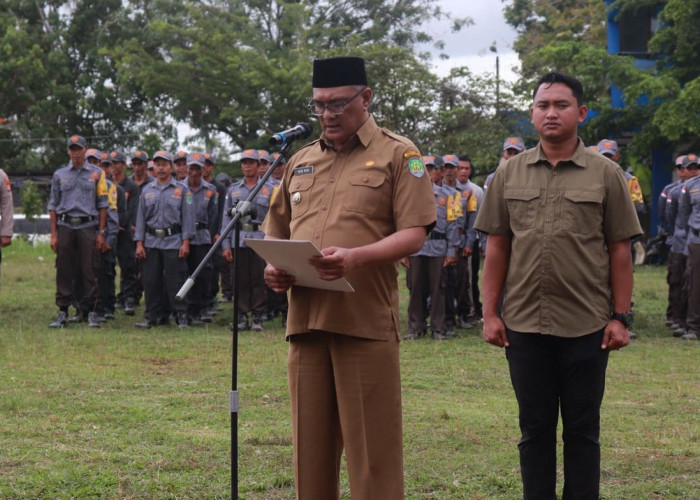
458, 154, 471, 163
533, 72, 584, 106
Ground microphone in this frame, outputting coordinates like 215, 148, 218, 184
269, 123, 313, 146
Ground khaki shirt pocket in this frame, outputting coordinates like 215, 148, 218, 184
505, 188, 540, 231
562, 190, 604, 235
289, 176, 315, 220
343, 172, 386, 215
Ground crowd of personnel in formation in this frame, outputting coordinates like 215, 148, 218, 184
45, 134, 287, 329
659, 153, 700, 340
1, 131, 694, 340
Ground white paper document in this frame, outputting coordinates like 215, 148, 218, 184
245, 239, 355, 292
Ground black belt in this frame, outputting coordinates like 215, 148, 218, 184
59, 214, 95, 226
692, 227, 700, 237
428, 231, 446, 240
195, 221, 208, 230
146, 225, 181, 237
241, 223, 260, 232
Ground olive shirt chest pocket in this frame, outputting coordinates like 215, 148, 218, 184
505, 188, 540, 231
343, 172, 386, 215
289, 176, 314, 219
562, 190, 604, 234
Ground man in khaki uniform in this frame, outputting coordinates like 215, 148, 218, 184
475, 73, 642, 499
262, 56, 435, 500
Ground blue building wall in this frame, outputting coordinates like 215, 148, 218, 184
605, 0, 670, 236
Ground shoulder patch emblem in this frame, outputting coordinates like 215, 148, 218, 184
407, 158, 425, 178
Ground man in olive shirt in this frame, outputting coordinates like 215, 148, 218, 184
262, 56, 435, 500
474, 73, 642, 499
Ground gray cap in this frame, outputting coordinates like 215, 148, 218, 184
187, 152, 205, 167
152, 150, 173, 162
67, 135, 87, 149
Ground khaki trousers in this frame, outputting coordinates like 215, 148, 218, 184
288, 332, 404, 500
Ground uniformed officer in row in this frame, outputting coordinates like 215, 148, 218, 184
0, 165, 14, 288
257, 149, 272, 179
203, 153, 228, 311
440, 154, 465, 336
95, 151, 125, 320
174, 151, 189, 181
221, 148, 273, 331
110, 150, 140, 315
403, 155, 459, 340
129, 150, 154, 307
659, 155, 686, 330
48, 135, 109, 328
181, 152, 218, 324
677, 154, 700, 340
453, 154, 481, 328
134, 151, 196, 328
596, 139, 646, 214
484, 136, 526, 192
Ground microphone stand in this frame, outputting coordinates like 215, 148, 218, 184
176, 141, 293, 499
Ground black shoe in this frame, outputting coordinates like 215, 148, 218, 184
198, 311, 213, 323
87, 312, 100, 328
135, 319, 153, 329
628, 330, 637, 340
103, 311, 115, 320
432, 331, 447, 341
673, 327, 687, 338
68, 313, 84, 324
251, 315, 264, 332
445, 328, 457, 338
49, 311, 68, 329
124, 299, 135, 316
403, 332, 422, 340
177, 313, 189, 328
115, 302, 125, 310
237, 314, 250, 331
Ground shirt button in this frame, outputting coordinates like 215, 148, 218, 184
542, 295, 548, 300
544, 243, 550, 249
545, 217, 552, 223
339, 153, 345, 158
322, 205, 328, 211
548, 194, 554, 198
552, 171, 558, 176
363, 176, 369, 183
329, 178, 335, 183
314, 233, 320, 239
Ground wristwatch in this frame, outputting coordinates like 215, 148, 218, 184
611, 311, 634, 328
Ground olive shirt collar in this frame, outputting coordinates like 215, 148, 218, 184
525, 138, 588, 169
319, 115, 376, 152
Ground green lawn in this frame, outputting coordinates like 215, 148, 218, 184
0, 240, 698, 499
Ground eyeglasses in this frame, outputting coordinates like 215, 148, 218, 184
308, 87, 366, 117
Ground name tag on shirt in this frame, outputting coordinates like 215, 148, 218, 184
293, 166, 314, 176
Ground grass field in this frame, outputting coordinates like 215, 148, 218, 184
0, 239, 698, 499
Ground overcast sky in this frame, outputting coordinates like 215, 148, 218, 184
420, 0, 520, 82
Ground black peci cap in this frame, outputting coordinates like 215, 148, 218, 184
312, 57, 367, 88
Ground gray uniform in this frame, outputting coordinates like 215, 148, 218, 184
221, 179, 274, 319
48, 161, 109, 313
678, 177, 700, 335
406, 182, 459, 337
134, 178, 195, 323
182, 178, 218, 319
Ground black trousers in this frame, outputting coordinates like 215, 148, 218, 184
407, 256, 445, 334
667, 251, 687, 327
444, 264, 458, 327
186, 243, 212, 317
116, 229, 138, 305
506, 329, 609, 500
142, 248, 188, 322
232, 247, 266, 316
97, 248, 117, 314
56, 225, 98, 312
471, 241, 482, 317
